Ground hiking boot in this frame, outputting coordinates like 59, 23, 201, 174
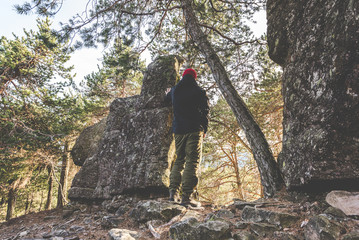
169, 190, 176, 202
180, 194, 201, 208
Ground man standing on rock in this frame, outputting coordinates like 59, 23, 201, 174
165, 68, 209, 207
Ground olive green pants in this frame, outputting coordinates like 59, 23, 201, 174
169, 131, 203, 196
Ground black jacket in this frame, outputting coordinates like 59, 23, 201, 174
165, 74, 209, 134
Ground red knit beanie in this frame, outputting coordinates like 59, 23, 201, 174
182, 68, 197, 79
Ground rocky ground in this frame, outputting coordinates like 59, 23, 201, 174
0, 190, 358, 240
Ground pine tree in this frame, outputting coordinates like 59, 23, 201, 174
0, 19, 99, 220
82, 39, 146, 106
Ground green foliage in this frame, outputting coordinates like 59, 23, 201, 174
0, 18, 73, 158
0, 19, 98, 221
81, 39, 146, 105
0, 18, 73, 96
15, 0, 62, 16
0, 15, 149, 221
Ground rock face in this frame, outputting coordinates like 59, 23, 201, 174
267, 0, 359, 190
71, 118, 107, 166
68, 55, 183, 201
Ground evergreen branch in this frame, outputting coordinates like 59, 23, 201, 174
208, 0, 236, 13
63, 1, 180, 32
52, 0, 64, 15
139, 0, 173, 53
8, 117, 63, 140
199, 23, 259, 46
120, 5, 182, 16
218, 0, 263, 7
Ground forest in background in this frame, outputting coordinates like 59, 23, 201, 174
0, 0, 283, 222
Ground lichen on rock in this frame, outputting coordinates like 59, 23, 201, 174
267, 0, 359, 191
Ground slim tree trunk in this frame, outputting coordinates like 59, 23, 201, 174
25, 191, 34, 214
6, 188, 16, 221
39, 191, 44, 211
25, 193, 30, 214
29, 192, 33, 213
45, 165, 53, 210
181, 0, 284, 197
233, 156, 244, 199
57, 141, 70, 208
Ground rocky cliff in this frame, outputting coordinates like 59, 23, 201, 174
68, 55, 183, 201
267, 0, 359, 190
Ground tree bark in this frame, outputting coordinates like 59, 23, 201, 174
39, 191, 44, 211
29, 192, 34, 213
45, 165, 53, 210
6, 188, 16, 221
24, 192, 34, 214
180, 0, 284, 197
233, 152, 244, 199
25, 193, 30, 214
57, 141, 70, 208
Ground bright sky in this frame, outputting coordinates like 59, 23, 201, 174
1, 0, 105, 85
250, 11, 267, 37
0, 1, 266, 85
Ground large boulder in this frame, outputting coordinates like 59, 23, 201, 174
71, 117, 107, 166
325, 191, 359, 216
68, 55, 183, 201
267, 0, 359, 190
108, 229, 139, 240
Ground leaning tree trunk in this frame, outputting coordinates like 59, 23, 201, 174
181, 0, 284, 197
57, 141, 70, 208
